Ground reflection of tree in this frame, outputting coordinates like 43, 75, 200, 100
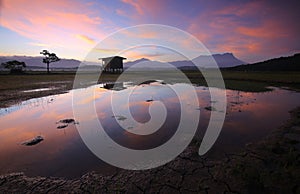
1, 60, 26, 74
40, 50, 60, 73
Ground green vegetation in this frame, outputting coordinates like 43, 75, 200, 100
227, 53, 300, 71
40, 50, 60, 74
0, 70, 299, 92
0, 70, 299, 107
0, 73, 75, 90
221, 71, 300, 92
1, 60, 26, 74
184, 70, 300, 92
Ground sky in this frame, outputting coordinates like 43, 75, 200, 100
0, 0, 299, 63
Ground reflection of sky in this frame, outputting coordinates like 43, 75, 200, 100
0, 83, 300, 177
208, 89, 300, 158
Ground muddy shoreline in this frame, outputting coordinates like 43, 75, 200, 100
1, 71, 300, 108
1, 107, 299, 193
0, 83, 73, 108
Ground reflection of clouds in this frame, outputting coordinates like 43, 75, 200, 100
232, 89, 298, 119
1, 83, 300, 175
0, 96, 80, 175
223, 88, 300, 141
127, 100, 150, 108
0, 127, 35, 147
76, 87, 108, 105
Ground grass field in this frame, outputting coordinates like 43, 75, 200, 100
0, 70, 299, 107
185, 70, 300, 92
1, 70, 299, 91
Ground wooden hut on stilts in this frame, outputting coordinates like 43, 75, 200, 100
99, 56, 126, 73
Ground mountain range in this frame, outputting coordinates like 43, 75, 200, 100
226, 53, 300, 71
171, 53, 245, 69
0, 53, 245, 70
124, 53, 245, 69
0, 56, 81, 69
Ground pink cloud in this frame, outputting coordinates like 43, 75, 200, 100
187, 23, 211, 43
214, 1, 265, 18
1, 0, 298, 62
236, 20, 289, 39
116, 9, 128, 17
2, 0, 103, 38
121, 0, 144, 15
75, 34, 95, 44
122, 49, 160, 60
120, 0, 165, 21
0, 0, 108, 57
186, 1, 299, 62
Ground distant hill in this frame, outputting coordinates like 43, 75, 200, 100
124, 58, 150, 68
0, 56, 102, 70
227, 53, 300, 71
3, 53, 298, 71
0, 56, 81, 69
124, 60, 173, 70
124, 53, 245, 69
193, 53, 245, 68
171, 53, 244, 68
1, 53, 244, 71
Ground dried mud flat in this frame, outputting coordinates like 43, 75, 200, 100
1, 108, 300, 193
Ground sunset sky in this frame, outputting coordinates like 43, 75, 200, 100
0, 0, 299, 63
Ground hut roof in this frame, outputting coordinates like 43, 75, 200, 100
99, 56, 127, 61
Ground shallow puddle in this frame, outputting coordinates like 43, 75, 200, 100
22, 87, 59, 93
0, 82, 299, 177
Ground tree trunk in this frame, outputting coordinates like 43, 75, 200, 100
47, 62, 50, 74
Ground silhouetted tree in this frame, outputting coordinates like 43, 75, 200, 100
40, 50, 60, 73
1, 60, 26, 74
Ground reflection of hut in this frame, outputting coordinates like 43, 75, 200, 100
103, 82, 125, 91
99, 56, 126, 73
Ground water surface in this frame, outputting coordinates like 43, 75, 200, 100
0, 82, 299, 177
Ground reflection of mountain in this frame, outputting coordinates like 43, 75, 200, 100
227, 53, 300, 71
124, 53, 245, 69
